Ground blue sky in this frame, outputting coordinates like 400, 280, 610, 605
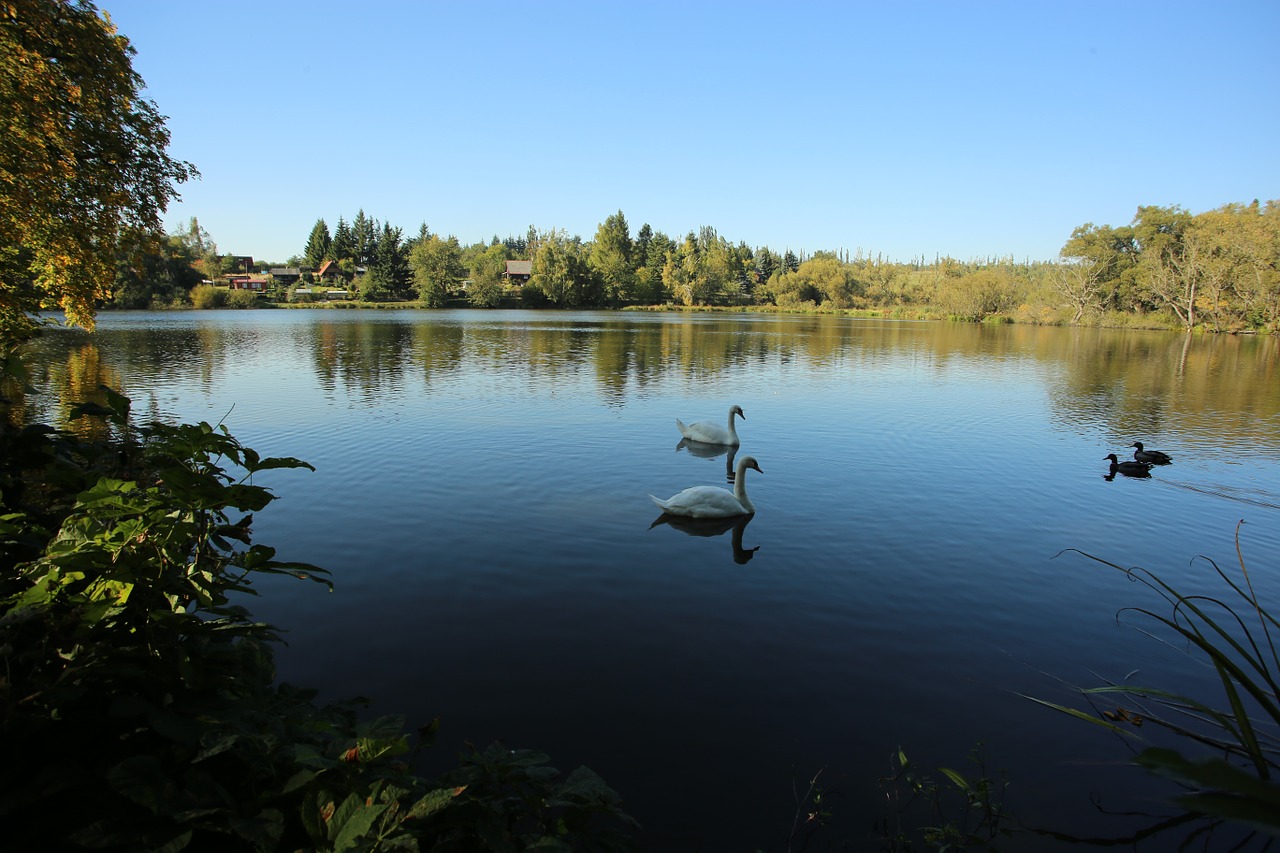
102, 0, 1279, 265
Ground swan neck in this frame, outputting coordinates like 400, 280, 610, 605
733, 463, 753, 510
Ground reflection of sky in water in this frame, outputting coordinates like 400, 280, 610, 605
25, 309, 1280, 850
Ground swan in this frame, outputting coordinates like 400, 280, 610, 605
1105, 453, 1152, 478
1131, 441, 1173, 465
650, 455, 762, 518
676, 405, 744, 447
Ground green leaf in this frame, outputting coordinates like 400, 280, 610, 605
283, 769, 317, 794
194, 732, 239, 763
248, 455, 316, 473
228, 809, 285, 852
1016, 693, 1139, 737
939, 767, 972, 793
331, 795, 388, 851
404, 786, 465, 821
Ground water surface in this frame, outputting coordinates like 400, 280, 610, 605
23, 310, 1280, 849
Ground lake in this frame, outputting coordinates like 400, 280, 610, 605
20, 309, 1280, 849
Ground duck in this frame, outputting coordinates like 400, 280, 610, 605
650, 455, 762, 518
1131, 441, 1173, 465
1105, 453, 1152, 478
676, 405, 744, 447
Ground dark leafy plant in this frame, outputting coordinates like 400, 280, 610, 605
0, 380, 637, 851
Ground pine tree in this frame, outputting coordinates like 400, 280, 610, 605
368, 224, 409, 298
331, 216, 354, 262
304, 219, 331, 268
352, 210, 375, 265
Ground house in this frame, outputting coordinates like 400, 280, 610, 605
270, 267, 302, 286
226, 275, 268, 291
317, 260, 345, 282
504, 260, 532, 285
226, 256, 255, 274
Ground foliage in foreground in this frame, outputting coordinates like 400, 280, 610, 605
875, 747, 1012, 852
0, 383, 636, 851
1029, 526, 1280, 847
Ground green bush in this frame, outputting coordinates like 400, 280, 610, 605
190, 283, 228, 309
227, 288, 260, 309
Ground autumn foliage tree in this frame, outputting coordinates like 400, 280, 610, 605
0, 0, 195, 345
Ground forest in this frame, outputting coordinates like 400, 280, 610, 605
115, 200, 1279, 333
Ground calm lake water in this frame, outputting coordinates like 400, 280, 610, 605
21, 309, 1280, 849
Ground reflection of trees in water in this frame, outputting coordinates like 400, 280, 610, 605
23, 343, 122, 441
303, 316, 1280, 455
310, 320, 419, 399
25, 315, 1276, 458
1046, 329, 1280, 448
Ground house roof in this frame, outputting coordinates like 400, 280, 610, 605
316, 260, 337, 276
270, 267, 301, 276
505, 260, 533, 275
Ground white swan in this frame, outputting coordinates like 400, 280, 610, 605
676, 405, 744, 446
649, 456, 762, 518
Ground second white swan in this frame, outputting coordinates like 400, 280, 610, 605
676, 404, 744, 446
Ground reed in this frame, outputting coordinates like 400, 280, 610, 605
1028, 521, 1280, 836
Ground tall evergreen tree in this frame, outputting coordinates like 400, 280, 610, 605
352, 210, 375, 265
368, 224, 409, 298
635, 224, 653, 273
331, 216, 354, 262
304, 219, 331, 268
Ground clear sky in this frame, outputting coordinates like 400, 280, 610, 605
101, 0, 1279, 265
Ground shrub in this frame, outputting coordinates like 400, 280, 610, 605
227, 288, 260, 309
190, 283, 227, 309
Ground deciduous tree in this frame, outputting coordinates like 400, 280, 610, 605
588, 210, 635, 305
410, 235, 464, 307
1, 0, 196, 343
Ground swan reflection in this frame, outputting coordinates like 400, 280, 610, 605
676, 438, 738, 483
648, 512, 760, 564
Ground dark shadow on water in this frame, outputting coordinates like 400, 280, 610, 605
675, 438, 737, 483
648, 512, 759, 564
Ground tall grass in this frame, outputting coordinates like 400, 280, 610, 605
1029, 521, 1280, 839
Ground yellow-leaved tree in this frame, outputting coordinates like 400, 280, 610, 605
0, 0, 195, 345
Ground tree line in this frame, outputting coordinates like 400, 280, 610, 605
112, 200, 1280, 333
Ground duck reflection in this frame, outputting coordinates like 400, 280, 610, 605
675, 438, 738, 484
648, 512, 760, 564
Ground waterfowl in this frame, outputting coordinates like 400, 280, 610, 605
1105, 453, 1152, 478
1131, 441, 1173, 465
676, 405, 744, 447
649, 455, 762, 518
